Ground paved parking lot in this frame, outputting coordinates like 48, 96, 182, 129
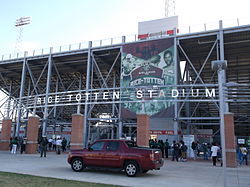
0, 151, 249, 187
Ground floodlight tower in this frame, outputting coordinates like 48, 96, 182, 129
15, 16, 31, 54
165, 0, 176, 17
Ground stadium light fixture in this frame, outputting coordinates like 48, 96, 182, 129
15, 17, 31, 27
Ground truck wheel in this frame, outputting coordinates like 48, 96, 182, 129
124, 161, 139, 177
71, 158, 84, 172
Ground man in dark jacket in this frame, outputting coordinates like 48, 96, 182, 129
172, 140, 179, 161
165, 139, 170, 158
191, 141, 197, 159
40, 137, 48, 157
20, 137, 27, 154
62, 137, 67, 152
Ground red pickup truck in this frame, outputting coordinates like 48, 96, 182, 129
67, 139, 164, 177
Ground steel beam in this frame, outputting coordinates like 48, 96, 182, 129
26, 62, 39, 95
15, 52, 27, 137
6, 80, 12, 119
177, 40, 219, 116
118, 121, 122, 139
179, 117, 220, 120
30, 61, 48, 96
174, 29, 178, 135
52, 61, 66, 90
83, 41, 92, 147
218, 20, 227, 187
87, 50, 121, 115
117, 38, 125, 139
42, 48, 53, 137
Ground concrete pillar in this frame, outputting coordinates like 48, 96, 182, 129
26, 116, 40, 154
0, 119, 12, 150
224, 113, 237, 168
71, 114, 84, 149
137, 114, 150, 147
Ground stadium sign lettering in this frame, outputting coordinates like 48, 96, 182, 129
35, 88, 216, 105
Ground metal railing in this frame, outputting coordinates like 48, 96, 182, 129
1, 17, 250, 61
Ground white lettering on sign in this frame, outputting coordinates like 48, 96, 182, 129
33, 88, 217, 105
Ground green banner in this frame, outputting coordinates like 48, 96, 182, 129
247, 139, 250, 146
121, 38, 175, 116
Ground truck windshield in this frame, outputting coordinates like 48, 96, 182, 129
125, 141, 138, 148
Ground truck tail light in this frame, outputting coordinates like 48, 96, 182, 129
150, 150, 161, 161
150, 152, 155, 161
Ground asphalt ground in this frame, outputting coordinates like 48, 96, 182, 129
0, 151, 249, 187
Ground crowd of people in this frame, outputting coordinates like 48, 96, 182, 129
8, 136, 70, 157
149, 139, 249, 166
38, 137, 69, 157
8, 136, 249, 166
149, 139, 188, 161
191, 141, 212, 160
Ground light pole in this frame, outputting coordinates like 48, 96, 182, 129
15, 17, 31, 55
212, 59, 227, 187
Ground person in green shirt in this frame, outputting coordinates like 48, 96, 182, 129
11, 137, 18, 154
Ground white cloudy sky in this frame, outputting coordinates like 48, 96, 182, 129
0, 0, 250, 55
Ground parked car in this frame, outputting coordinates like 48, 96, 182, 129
67, 139, 164, 177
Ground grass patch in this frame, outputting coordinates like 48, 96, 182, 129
0, 171, 123, 187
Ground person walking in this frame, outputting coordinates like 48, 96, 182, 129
203, 143, 209, 160
191, 141, 197, 160
217, 145, 223, 167
211, 143, 220, 166
240, 145, 248, 165
56, 137, 62, 154
180, 141, 187, 162
40, 137, 48, 157
172, 141, 179, 162
20, 137, 26, 154
52, 138, 57, 151
48, 137, 53, 151
164, 139, 169, 158
11, 137, 18, 154
237, 145, 244, 166
62, 137, 67, 152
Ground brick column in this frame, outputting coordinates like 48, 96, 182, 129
137, 114, 150, 147
26, 116, 40, 154
224, 112, 237, 168
0, 119, 12, 150
71, 114, 84, 149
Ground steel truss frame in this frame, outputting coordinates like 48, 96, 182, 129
0, 21, 250, 144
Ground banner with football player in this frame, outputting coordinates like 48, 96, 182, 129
121, 38, 175, 116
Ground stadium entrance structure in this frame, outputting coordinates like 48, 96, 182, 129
0, 21, 250, 167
